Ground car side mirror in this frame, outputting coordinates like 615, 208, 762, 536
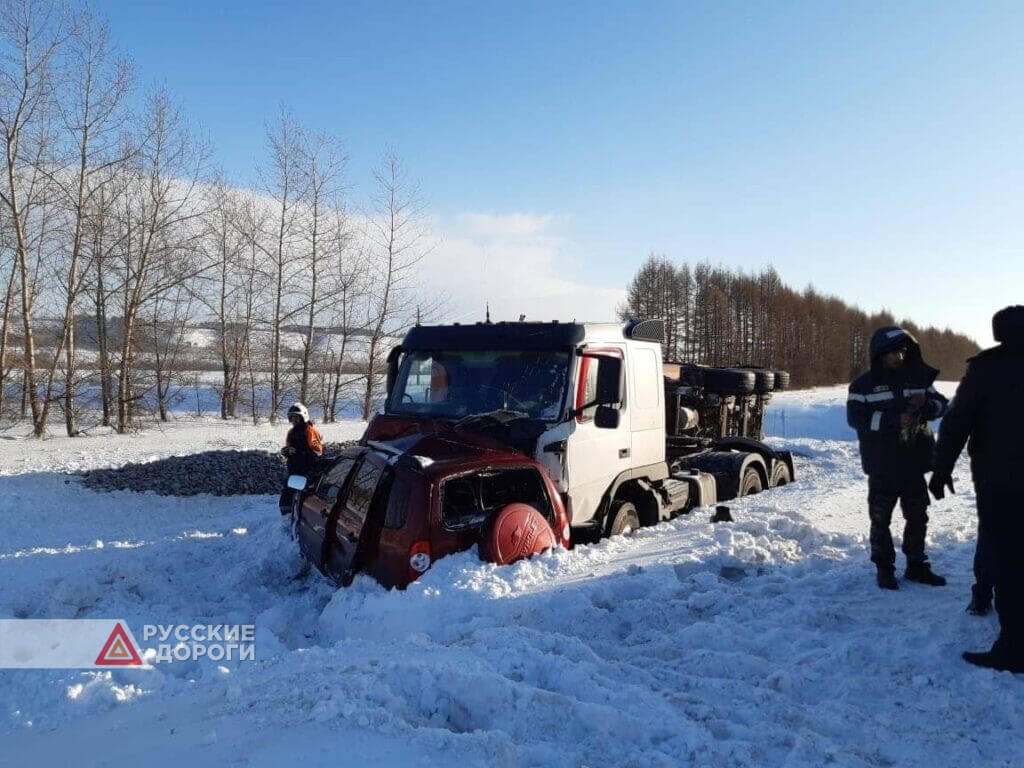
287, 475, 308, 491
595, 405, 620, 429
594, 356, 622, 406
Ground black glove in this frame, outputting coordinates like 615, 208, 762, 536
281, 446, 296, 457
928, 473, 955, 500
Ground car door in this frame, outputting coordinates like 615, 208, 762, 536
296, 454, 357, 569
324, 458, 387, 585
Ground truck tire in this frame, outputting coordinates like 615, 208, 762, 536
773, 370, 790, 391
702, 367, 756, 395
606, 500, 640, 537
771, 461, 792, 487
739, 466, 763, 496
749, 369, 775, 393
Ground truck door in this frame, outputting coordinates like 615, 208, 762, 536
565, 349, 631, 528
629, 345, 665, 468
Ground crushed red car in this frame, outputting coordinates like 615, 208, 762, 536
290, 425, 569, 589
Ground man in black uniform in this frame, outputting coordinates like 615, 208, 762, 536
932, 306, 1024, 673
847, 326, 950, 590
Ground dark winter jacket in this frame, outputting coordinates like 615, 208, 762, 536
285, 421, 324, 475
847, 326, 950, 477
933, 306, 1024, 489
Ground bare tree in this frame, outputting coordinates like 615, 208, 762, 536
258, 106, 305, 424
49, 4, 132, 435
141, 281, 194, 421
360, 152, 430, 420
318, 211, 361, 422
235, 194, 270, 424
296, 130, 345, 404
0, 0, 69, 436
0, 224, 17, 416
201, 174, 249, 418
112, 88, 207, 433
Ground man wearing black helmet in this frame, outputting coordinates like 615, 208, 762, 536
279, 402, 324, 515
847, 326, 950, 590
932, 306, 1024, 673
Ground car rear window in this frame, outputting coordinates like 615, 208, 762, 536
441, 467, 550, 531
383, 473, 411, 529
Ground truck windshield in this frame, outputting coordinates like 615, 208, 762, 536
389, 349, 571, 422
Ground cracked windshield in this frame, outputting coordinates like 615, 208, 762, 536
391, 350, 571, 421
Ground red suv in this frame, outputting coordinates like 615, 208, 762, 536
292, 423, 569, 589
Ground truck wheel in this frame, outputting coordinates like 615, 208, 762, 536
606, 500, 640, 537
772, 370, 790, 391
739, 467, 763, 496
771, 461, 792, 487
703, 367, 756, 395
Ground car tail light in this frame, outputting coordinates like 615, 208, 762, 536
408, 540, 432, 581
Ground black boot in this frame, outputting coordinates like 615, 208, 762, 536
905, 562, 946, 586
962, 650, 1024, 673
967, 584, 993, 616
876, 568, 899, 590
967, 594, 993, 616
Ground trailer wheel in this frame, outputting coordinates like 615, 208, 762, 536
703, 367, 756, 395
606, 500, 640, 537
771, 461, 792, 488
739, 467, 763, 496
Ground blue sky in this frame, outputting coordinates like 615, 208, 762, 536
97, 0, 1024, 345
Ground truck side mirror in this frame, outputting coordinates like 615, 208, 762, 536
594, 405, 620, 429
594, 356, 622, 406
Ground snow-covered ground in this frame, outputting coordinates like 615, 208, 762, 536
1, 384, 1020, 768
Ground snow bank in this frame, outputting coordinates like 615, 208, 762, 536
2, 387, 1020, 767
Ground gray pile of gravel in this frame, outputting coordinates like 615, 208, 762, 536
82, 442, 355, 496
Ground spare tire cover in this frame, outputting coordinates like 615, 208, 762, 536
479, 503, 556, 565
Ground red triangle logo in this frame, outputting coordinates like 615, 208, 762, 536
95, 622, 143, 666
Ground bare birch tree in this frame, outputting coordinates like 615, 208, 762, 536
361, 152, 430, 420
258, 107, 305, 424
0, 0, 68, 436
297, 130, 345, 404
112, 88, 207, 433
50, 5, 132, 435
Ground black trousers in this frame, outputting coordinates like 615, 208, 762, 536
867, 473, 930, 569
279, 487, 295, 516
976, 483, 1023, 656
972, 519, 995, 604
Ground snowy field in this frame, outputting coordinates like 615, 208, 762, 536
1, 383, 1021, 767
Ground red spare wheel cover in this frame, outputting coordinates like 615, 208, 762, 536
480, 503, 556, 565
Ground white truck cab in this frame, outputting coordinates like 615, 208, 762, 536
384, 319, 793, 541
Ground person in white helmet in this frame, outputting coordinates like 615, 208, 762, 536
279, 402, 323, 515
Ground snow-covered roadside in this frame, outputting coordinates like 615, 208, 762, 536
2, 385, 1020, 768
